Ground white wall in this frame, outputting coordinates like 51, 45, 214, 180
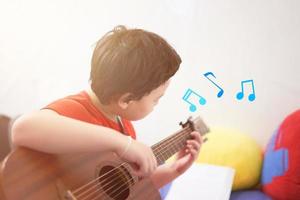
0, 0, 299, 147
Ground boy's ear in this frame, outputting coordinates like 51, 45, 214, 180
118, 93, 134, 109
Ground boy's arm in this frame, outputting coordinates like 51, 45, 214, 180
12, 109, 157, 177
12, 109, 127, 154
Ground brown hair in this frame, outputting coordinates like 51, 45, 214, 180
90, 25, 181, 104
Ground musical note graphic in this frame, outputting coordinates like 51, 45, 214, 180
182, 88, 206, 112
203, 72, 224, 98
236, 79, 256, 102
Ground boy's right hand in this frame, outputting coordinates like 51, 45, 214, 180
116, 137, 157, 178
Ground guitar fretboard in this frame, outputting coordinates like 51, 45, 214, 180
151, 126, 193, 165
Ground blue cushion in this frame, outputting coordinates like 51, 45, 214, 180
230, 190, 272, 200
159, 182, 172, 199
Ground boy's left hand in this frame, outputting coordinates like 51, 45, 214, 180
172, 131, 203, 175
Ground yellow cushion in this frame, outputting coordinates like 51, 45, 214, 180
196, 128, 263, 190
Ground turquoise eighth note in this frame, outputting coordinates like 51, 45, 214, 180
236, 79, 256, 102
182, 88, 206, 112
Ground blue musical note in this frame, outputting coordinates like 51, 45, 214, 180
236, 79, 256, 101
203, 72, 224, 98
182, 88, 206, 112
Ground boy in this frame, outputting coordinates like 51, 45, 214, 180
12, 25, 203, 191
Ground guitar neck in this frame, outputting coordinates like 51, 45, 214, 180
151, 126, 193, 165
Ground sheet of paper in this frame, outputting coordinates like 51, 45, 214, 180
165, 163, 235, 200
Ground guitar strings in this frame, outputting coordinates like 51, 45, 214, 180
74, 128, 194, 200
77, 130, 190, 199
72, 126, 191, 196
151, 126, 191, 150
89, 128, 198, 200
87, 141, 189, 200
74, 127, 193, 200
79, 129, 193, 200
74, 127, 192, 200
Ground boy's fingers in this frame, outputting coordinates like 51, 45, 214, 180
145, 151, 156, 176
152, 155, 157, 171
139, 155, 151, 177
187, 140, 201, 151
190, 149, 198, 159
148, 155, 155, 175
191, 131, 202, 143
130, 163, 142, 177
151, 151, 158, 167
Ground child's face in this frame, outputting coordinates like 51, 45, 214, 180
118, 80, 170, 121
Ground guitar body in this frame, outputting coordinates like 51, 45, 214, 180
0, 147, 161, 200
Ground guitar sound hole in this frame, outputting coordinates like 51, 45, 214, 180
99, 165, 133, 200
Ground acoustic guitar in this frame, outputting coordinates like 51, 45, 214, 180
0, 116, 209, 200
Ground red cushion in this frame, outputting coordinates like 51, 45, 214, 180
262, 110, 300, 200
